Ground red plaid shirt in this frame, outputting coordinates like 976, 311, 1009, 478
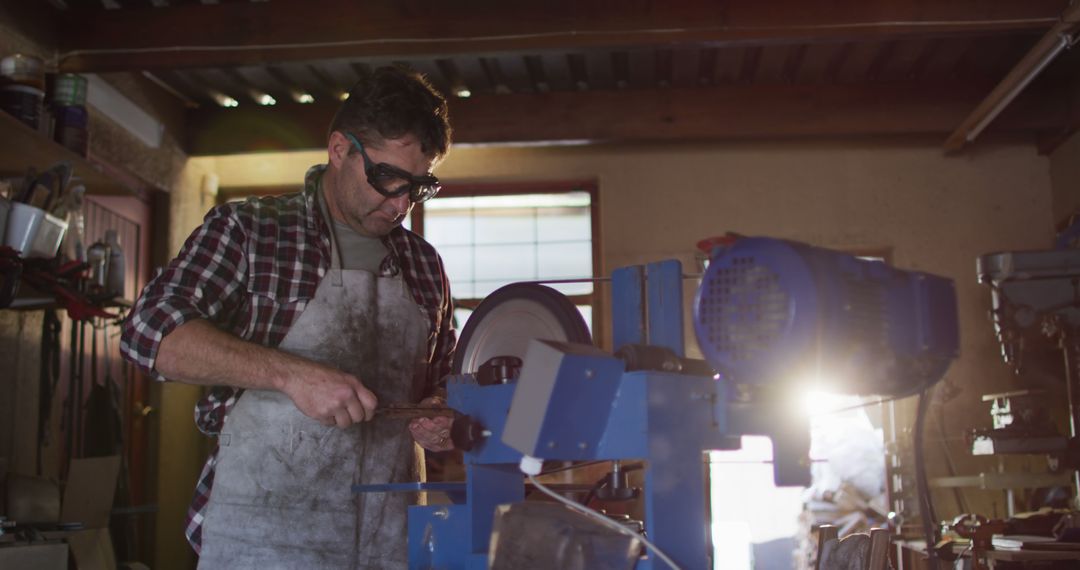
120, 165, 455, 554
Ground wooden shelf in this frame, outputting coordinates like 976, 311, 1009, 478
7, 292, 134, 313
0, 109, 156, 197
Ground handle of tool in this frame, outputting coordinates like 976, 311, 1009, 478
374, 406, 456, 420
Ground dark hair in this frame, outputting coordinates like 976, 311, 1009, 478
329, 65, 452, 158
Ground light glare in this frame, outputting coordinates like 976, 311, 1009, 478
213, 93, 239, 108
801, 388, 861, 416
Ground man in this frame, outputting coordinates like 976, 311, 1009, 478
120, 66, 456, 568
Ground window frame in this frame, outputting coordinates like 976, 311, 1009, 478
412, 179, 602, 346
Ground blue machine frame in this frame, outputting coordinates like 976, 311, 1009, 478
358, 238, 959, 569
396, 259, 812, 569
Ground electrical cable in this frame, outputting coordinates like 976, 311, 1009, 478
933, 403, 969, 514
55, 17, 1057, 62
914, 388, 940, 569
819, 393, 905, 415
580, 473, 610, 506
538, 459, 609, 476
527, 474, 683, 570
538, 459, 644, 476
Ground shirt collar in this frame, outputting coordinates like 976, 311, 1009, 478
306, 163, 404, 276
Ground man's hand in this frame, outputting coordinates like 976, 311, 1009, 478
409, 396, 454, 452
279, 361, 378, 428
154, 319, 377, 428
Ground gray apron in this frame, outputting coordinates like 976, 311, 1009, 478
199, 218, 430, 569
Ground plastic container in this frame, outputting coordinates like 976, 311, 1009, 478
105, 229, 124, 299
29, 211, 68, 258
4, 202, 45, 255
86, 241, 109, 288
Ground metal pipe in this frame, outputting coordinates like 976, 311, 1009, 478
944, 0, 1080, 152
964, 34, 1069, 143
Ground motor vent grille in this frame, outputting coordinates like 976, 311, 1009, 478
700, 256, 790, 364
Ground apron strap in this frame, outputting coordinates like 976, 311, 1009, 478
316, 175, 345, 286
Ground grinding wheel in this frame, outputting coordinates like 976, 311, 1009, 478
451, 283, 592, 376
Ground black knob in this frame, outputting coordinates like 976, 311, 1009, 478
451, 414, 487, 451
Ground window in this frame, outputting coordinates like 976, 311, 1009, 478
413, 182, 599, 339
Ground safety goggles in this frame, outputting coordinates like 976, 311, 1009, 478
345, 133, 441, 203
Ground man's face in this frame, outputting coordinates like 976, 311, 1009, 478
327, 132, 436, 237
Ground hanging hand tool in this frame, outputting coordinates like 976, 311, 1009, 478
36, 309, 61, 475
0, 246, 22, 308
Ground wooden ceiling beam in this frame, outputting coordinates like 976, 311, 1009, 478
781, 45, 808, 84
57, 0, 1068, 72
906, 38, 942, 80
185, 81, 1068, 155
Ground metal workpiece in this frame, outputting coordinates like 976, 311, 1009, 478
373, 404, 456, 420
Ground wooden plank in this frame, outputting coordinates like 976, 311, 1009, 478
0, 110, 158, 198
56, 0, 1068, 71
782, 45, 808, 83
866, 41, 897, 81
823, 43, 854, 82
906, 38, 942, 80
698, 47, 719, 86
185, 81, 1068, 155
737, 47, 762, 83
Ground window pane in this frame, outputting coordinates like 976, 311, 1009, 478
453, 307, 473, 331
425, 212, 473, 246
537, 241, 591, 279
474, 212, 536, 245
439, 244, 475, 298
547, 280, 594, 296
474, 244, 536, 281
473, 279, 513, 298
537, 210, 590, 242
422, 190, 594, 308
577, 304, 593, 335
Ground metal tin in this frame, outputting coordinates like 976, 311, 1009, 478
52, 74, 87, 106
0, 54, 45, 90
0, 84, 44, 130
53, 104, 89, 155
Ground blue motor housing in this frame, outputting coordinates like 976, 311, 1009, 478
693, 237, 959, 397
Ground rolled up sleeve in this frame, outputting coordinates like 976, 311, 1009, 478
120, 204, 248, 381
